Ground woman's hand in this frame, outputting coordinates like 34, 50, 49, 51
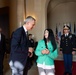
41, 49, 50, 54
41, 49, 46, 54
45, 49, 50, 54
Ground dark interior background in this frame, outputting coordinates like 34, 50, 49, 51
0, 7, 9, 39
0, 7, 10, 53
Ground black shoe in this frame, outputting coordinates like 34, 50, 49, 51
63, 72, 68, 75
69, 73, 72, 75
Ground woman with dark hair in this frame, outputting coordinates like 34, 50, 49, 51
35, 29, 58, 75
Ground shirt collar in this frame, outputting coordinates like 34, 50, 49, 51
65, 33, 69, 36
66, 33, 69, 36
23, 25, 27, 33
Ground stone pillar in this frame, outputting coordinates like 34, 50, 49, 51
9, 0, 25, 36
17, 0, 25, 27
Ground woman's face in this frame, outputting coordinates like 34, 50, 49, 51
44, 30, 49, 39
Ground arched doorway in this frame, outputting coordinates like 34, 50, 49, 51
47, 0, 76, 60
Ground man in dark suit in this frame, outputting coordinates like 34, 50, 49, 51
0, 28, 6, 75
60, 25, 76, 75
9, 16, 36, 75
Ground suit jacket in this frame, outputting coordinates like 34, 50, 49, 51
60, 33, 76, 54
9, 26, 29, 66
0, 33, 6, 54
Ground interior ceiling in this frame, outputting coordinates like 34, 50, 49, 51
50, 0, 76, 2
47, 0, 76, 13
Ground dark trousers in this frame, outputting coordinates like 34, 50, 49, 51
23, 57, 33, 75
63, 54, 72, 74
0, 54, 4, 75
23, 67, 28, 75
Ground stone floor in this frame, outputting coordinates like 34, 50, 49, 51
3, 54, 38, 75
4, 54, 76, 75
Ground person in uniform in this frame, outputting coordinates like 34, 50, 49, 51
60, 25, 76, 75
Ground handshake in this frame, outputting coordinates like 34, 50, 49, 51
41, 48, 50, 54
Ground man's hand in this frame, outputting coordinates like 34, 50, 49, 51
28, 47, 34, 53
72, 51, 75, 55
28, 47, 34, 57
28, 52, 33, 57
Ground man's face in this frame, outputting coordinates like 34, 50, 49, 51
27, 20, 35, 30
63, 29, 70, 34
29, 35, 32, 39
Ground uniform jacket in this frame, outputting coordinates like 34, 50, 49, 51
9, 26, 29, 66
60, 33, 76, 54
35, 40, 58, 65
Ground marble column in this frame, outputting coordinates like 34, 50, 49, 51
17, 0, 25, 27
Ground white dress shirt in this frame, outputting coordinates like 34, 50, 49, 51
23, 25, 27, 35
65, 33, 68, 37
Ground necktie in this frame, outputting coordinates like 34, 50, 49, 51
26, 31, 28, 37
65, 34, 68, 37
67, 34, 68, 36
26, 31, 28, 35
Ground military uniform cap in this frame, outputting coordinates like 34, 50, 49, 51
63, 24, 70, 30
